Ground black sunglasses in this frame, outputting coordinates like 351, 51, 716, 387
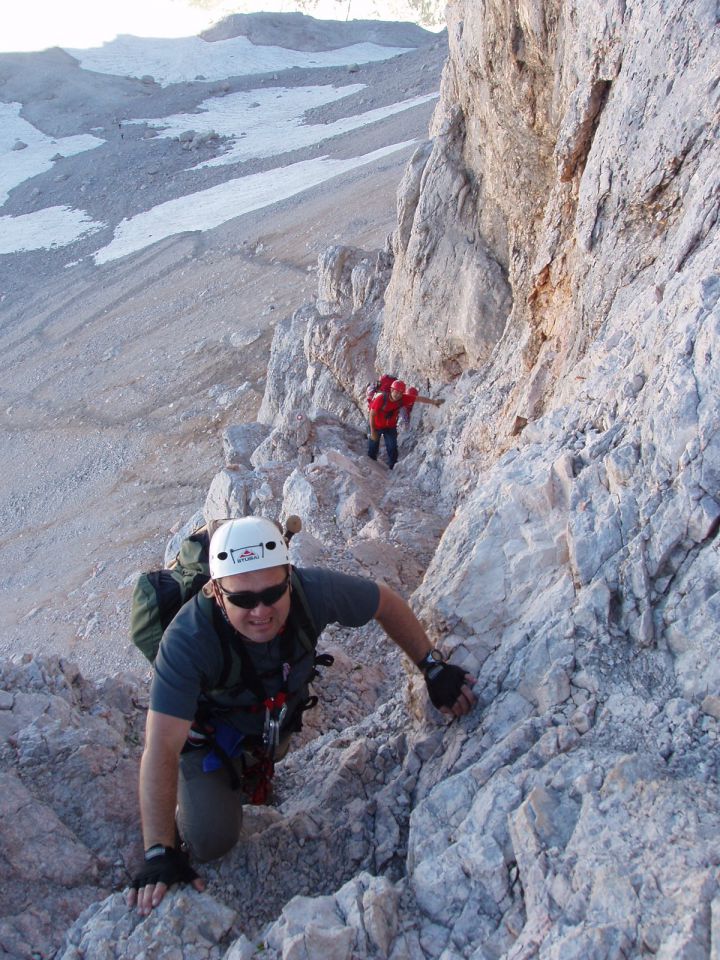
217, 578, 289, 610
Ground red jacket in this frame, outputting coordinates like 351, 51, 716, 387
369, 392, 415, 430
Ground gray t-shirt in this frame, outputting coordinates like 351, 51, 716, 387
150, 566, 380, 723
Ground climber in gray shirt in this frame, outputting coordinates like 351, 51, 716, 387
128, 516, 475, 916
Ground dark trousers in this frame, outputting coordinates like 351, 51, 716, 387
368, 427, 399, 469
177, 736, 291, 861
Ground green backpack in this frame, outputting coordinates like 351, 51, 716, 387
130, 528, 211, 664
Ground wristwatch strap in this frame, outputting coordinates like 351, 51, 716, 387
144, 843, 172, 861
416, 649, 445, 672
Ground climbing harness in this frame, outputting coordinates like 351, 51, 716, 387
186, 635, 334, 804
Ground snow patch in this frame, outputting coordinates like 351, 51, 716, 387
94, 141, 416, 264
0, 206, 104, 254
66, 35, 413, 86
126, 83, 437, 167
0, 103, 104, 207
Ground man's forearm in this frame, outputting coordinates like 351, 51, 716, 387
139, 743, 180, 849
374, 583, 432, 665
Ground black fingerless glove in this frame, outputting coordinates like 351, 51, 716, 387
132, 845, 198, 890
423, 662, 467, 710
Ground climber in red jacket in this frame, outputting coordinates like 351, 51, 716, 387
368, 380, 443, 469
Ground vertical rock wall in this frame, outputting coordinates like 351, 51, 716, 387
380, 0, 719, 460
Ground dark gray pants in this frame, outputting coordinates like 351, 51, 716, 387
177, 737, 291, 862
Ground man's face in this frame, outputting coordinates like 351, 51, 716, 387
390, 388, 403, 400
215, 565, 291, 643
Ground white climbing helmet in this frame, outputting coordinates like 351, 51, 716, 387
209, 517, 290, 579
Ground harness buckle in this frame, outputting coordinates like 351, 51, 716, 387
262, 694, 288, 761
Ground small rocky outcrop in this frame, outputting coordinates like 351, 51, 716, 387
0, 658, 146, 959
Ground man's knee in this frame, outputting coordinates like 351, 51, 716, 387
186, 825, 241, 863
178, 800, 242, 862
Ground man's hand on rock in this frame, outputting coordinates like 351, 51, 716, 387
424, 662, 476, 717
127, 845, 205, 915
441, 675, 476, 717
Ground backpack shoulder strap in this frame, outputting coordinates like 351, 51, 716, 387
370, 390, 391, 414
288, 569, 320, 653
199, 591, 235, 691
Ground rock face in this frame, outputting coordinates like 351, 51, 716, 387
2, 1, 719, 958
0, 658, 146, 959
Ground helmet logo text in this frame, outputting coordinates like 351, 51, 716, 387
230, 544, 264, 564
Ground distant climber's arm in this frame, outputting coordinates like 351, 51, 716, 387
373, 582, 475, 717
368, 407, 379, 439
128, 710, 204, 914
413, 394, 445, 407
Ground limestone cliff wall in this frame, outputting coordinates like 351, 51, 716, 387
381, 0, 718, 450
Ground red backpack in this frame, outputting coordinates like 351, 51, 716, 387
365, 373, 397, 409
